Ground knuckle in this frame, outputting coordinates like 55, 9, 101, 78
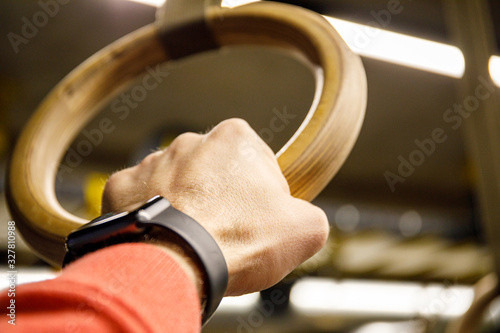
101, 173, 123, 213
102, 172, 121, 196
138, 150, 161, 167
224, 118, 251, 129
173, 132, 201, 143
308, 207, 330, 251
210, 118, 253, 137
167, 132, 200, 154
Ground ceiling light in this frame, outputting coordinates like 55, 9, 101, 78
123, 0, 465, 78
217, 292, 260, 312
127, 0, 164, 6
0, 268, 59, 289
125, 0, 255, 7
290, 277, 474, 318
490, 55, 500, 87
324, 17, 465, 78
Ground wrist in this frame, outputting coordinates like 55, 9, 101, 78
153, 241, 206, 304
65, 196, 227, 323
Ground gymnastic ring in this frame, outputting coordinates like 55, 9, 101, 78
446, 274, 498, 333
6, 1, 367, 267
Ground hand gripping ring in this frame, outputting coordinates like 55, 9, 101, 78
6, 1, 367, 267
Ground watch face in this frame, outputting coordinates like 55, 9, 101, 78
82, 211, 129, 229
63, 196, 170, 267
102, 195, 164, 217
66, 196, 166, 243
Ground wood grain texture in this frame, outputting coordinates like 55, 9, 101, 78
6, 2, 366, 267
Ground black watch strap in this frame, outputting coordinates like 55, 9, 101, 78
63, 196, 228, 324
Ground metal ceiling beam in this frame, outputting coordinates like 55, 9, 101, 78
443, 0, 500, 280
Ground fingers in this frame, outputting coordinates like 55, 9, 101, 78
206, 119, 278, 164
290, 199, 330, 256
101, 170, 136, 213
204, 119, 290, 194
162, 132, 204, 161
206, 118, 259, 142
102, 118, 289, 214
102, 132, 204, 213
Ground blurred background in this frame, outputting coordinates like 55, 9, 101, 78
1, 0, 500, 332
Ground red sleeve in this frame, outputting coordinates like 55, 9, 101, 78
0, 243, 201, 333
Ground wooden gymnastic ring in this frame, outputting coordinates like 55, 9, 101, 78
6, 2, 367, 267
446, 274, 499, 333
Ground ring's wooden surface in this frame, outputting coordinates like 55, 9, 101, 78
447, 275, 498, 333
6, 2, 367, 267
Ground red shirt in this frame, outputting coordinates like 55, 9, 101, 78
0, 243, 201, 332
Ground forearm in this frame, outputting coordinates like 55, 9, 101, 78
0, 243, 202, 333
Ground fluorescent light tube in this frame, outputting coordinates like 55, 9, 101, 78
290, 278, 474, 318
490, 55, 500, 87
324, 17, 465, 78
127, 0, 164, 6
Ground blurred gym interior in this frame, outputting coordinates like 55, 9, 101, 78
1, 0, 500, 332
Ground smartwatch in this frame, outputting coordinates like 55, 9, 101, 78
63, 195, 228, 323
